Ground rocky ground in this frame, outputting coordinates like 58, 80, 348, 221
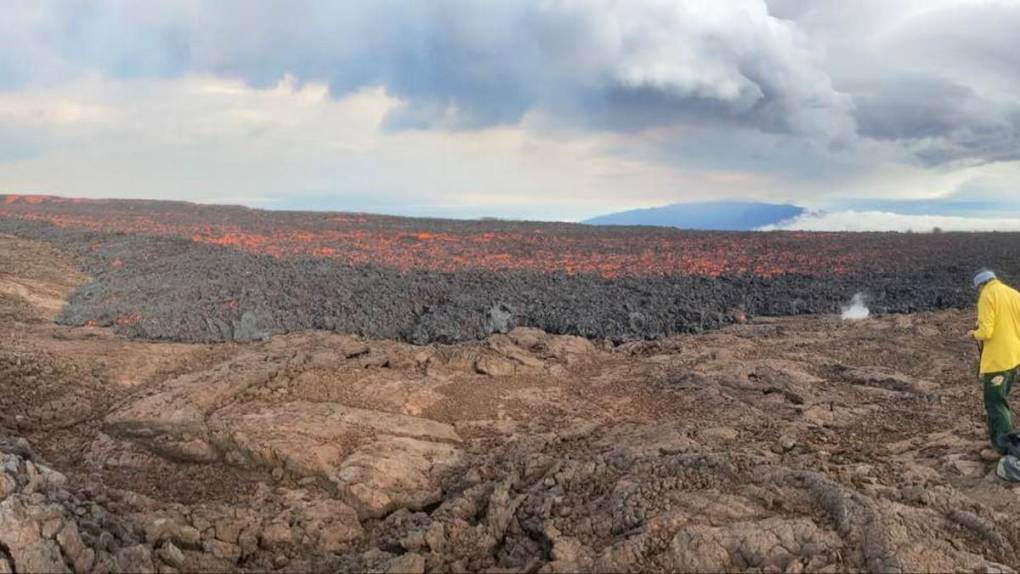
2, 232, 1020, 573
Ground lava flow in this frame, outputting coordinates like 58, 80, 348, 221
0, 194, 963, 278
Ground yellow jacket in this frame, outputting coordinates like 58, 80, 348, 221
974, 279, 1020, 374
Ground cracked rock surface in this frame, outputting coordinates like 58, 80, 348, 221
2, 233, 1020, 572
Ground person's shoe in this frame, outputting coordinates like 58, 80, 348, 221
997, 455, 1020, 482
1005, 431, 1020, 458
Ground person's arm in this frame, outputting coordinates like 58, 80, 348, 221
974, 290, 996, 341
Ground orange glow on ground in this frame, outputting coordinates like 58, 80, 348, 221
0, 194, 868, 277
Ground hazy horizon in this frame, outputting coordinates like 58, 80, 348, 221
2, 1, 1020, 230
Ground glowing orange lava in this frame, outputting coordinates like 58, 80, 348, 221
0, 194, 872, 278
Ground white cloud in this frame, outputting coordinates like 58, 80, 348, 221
764, 210, 1020, 232
1, 0, 855, 141
0, 74, 778, 219
1, 1, 1020, 217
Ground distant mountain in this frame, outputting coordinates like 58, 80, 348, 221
583, 201, 806, 231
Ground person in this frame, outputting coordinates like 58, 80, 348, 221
968, 270, 1020, 455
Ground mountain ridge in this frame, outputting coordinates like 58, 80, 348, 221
584, 201, 806, 230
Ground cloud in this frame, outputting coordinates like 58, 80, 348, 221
764, 210, 1020, 232
1, 0, 1020, 216
780, 0, 1020, 167
1, 75, 753, 220
850, 75, 1020, 167
2, 0, 855, 142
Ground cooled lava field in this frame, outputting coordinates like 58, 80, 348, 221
3, 196, 1020, 573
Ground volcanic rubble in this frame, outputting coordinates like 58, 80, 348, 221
2, 230, 1020, 573
0, 217, 1010, 346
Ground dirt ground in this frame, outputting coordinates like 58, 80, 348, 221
2, 233, 1019, 573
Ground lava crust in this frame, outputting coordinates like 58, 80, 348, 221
2, 233, 1019, 573
2, 196, 1018, 344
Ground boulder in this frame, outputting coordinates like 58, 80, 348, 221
207, 401, 461, 478
259, 521, 293, 551
56, 522, 94, 574
297, 498, 364, 553
0, 497, 70, 574
114, 544, 155, 574
156, 541, 185, 569
474, 355, 516, 377
202, 539, 241, 563
336, 437, 463, 519
383, 552, 426, 574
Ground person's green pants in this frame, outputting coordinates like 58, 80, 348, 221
982, 368, 1016, 453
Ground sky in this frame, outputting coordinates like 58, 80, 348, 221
1, 0, 1019, 228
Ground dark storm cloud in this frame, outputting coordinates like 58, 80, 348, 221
776, 0, 1020, 167
853, 77, 976, 142
3, 0, 1020, 169
0, 0, 855, 140
851, 76, 1020, 166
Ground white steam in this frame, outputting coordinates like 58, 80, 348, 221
762, 210, 1020, 232
841, 293, 870, 321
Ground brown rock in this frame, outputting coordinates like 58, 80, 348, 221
206, 401, 460, 480
700, 427, 739, 442
238, 528, 259, 559
945, 455, 985, 478
115, 544, 155, 574
0, 472, 16, 500
190, 515, 212, 534
488, 335, 545, 368
360, 352, 391, 369
202, 539, 242, 563
844, 367, 938, 395
546, 335, 596, 363
424, 522, 446, 553
214, 517, 243, 544
400, 530, 425, 552
340, 340, 371, 359
56, 522, 94, 574
667, 518, 838, 573
163, 439, 218, 463
336, 436, 463, 519
145, 518, 201, 547
179, 550, 235, 573
551, 536, 584, 563
298, 499, 364, 553
0, 498, 70, 574
156, 541, 186, 569
41, 516, 64, 538
383, 552, 426, 574
308, 350, 341, 369
413, 351, 432, 367
507, 327, 546, 350
474, 355, 516, 377
260, 521, 293, 550
93, 550, 118, 573
779, 435, 797, 452
980, 449, 1002, 462
316, 520, 364, 553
